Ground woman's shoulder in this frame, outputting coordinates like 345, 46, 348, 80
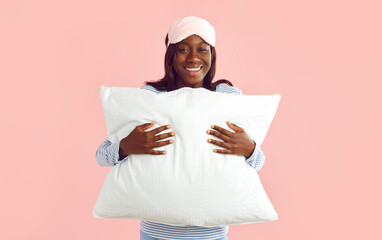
141, 85, 166, 93
216, 83, 243, 95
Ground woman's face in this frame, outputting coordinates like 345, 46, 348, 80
172, 34, 212, 89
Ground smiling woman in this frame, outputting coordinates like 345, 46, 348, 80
96, 16, 268, 240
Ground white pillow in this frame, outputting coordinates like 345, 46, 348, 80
93, 86, 281, 227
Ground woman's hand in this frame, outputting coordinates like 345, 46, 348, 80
119, 121, 175, 157
206, 121, 255, 158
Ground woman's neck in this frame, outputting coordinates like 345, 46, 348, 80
174, 82, 216, 91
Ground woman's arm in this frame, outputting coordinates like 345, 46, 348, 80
95, 137, 129, 166
96, 85, 159, 167
237, 88, 266, 172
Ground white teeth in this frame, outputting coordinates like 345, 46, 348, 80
185, 66, 202, 71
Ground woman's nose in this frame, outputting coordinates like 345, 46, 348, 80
187, 50, 199, 62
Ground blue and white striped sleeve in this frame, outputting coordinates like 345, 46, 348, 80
96, 137, 128, 166
244, 142, 266, 172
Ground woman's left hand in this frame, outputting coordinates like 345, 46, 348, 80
206, 121, 255, 158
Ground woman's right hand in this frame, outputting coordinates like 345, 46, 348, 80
119, 121, 175, 157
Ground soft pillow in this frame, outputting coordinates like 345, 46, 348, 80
93, 86, 281, 227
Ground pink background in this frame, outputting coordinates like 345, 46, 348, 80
1, 0, 381, 239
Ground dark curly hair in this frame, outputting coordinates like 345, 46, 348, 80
143, 34, 234, 92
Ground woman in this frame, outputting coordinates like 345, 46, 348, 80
96, 16, 266, 240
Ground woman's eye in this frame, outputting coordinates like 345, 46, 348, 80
178, 48, 207, 53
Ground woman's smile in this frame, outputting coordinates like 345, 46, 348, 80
184, 66, 203, 76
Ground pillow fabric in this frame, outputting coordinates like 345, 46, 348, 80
93, 86, 281, 227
